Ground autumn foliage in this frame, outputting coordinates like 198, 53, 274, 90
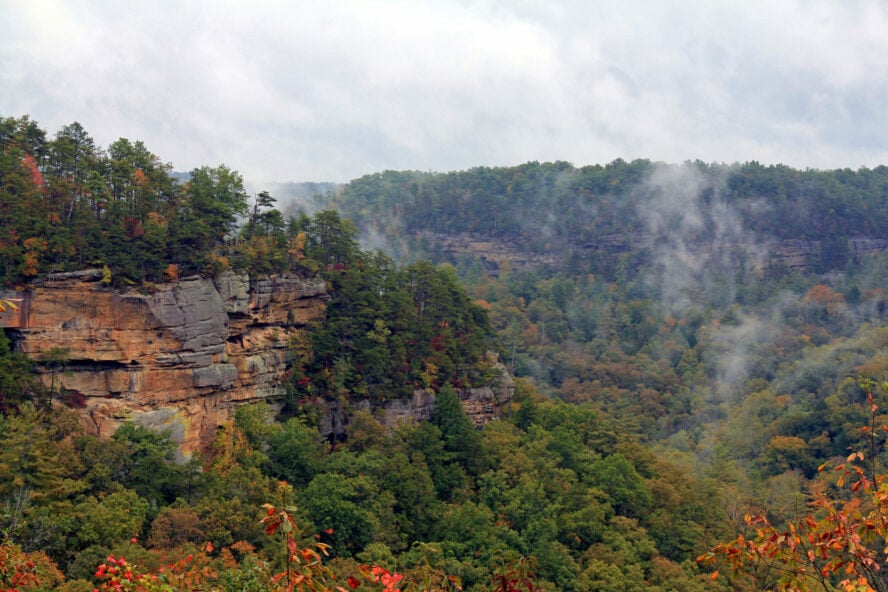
701, 380, 888, 591
0, 491, 545, 591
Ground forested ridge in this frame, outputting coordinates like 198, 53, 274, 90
323, 160, 888, 589
4, 115, 888, 590
327, 160, 888, 456
324, 160, 888, 271
0, 115, 493, 405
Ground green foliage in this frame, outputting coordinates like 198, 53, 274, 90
72, 489, 148, 548
0, 332, 39, 411
302, 473, 376, 556
267, 417, 325, 487
109, 423, 201, 510
302, 249, 493, 402
587, 454, 653, 518
432, 385, 486, 476
404, 421, 468, 501
306, 209, 359, 267
0, 389, 725, 591
0, 404, 67, 506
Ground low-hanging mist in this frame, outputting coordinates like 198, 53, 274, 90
324, 159, 888, 481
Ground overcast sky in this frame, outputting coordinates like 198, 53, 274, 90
3, 1, 888, 184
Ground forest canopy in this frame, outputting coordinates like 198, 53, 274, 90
2, 115, 328, 284
7, 115, 888, 590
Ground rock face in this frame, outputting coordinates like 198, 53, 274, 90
1, 270, 327, 457
323, 362, 515, 440
422, 232, 888, 277
420, 231, 560, 277
1, 270, 514, 458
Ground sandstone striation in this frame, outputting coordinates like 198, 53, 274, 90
419, 231, 560, 277
319, 361, 515, 440
421, 231, 888, 278
1, 270, 513, 458
1, 270, 327, 457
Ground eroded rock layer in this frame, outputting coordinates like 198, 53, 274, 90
1, 270, 515, 458
1, 270, 327, 457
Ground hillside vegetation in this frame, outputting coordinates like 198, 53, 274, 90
323, 161, 888, 588
327, 161, 888, 464
4, 115, 888, 590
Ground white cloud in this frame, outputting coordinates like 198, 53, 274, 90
3, 0, 888, 183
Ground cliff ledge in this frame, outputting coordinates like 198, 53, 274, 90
1, 270, 513, 456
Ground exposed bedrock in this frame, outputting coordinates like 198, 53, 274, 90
1, 269, 513, 458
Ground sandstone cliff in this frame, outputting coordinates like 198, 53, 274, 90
420, 231, 559, 277
1, 270, 513, 457
320, 365, 515, 441
421, 231, 888, 276
1, 270, 327, 456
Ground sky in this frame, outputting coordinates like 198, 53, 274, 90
3, 0, 888, 184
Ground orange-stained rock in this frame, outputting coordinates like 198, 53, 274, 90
2, 269, 327, 458
1, 269, 514, 459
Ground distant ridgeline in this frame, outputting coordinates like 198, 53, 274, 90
321, 160, 888, 279
0, 115, 494, 417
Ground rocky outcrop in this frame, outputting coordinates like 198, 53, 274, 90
769, 239, 819, 271
459, 372, 515, 427
766, 238, 887, 272
422, 231, 888, 277
323, 361, 515, 439
1, 270, 327, 458
420, 231, 560, 277
849, 238, 888, 257
1, 270, 513, 458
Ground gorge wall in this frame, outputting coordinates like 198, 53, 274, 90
1, 270, 327, 456
0, 269, 513, 457
422, 231, 888, 276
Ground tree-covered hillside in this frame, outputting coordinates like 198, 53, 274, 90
323, 160, 888, 563
325, 160, 888, 274
8, 115, 888, 590
0, 391, 731, 591
0, 116, 732, 590
0, 115, 495, 405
